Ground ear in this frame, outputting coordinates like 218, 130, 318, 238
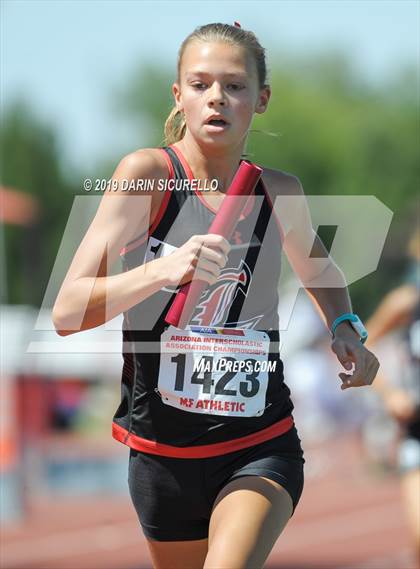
255, 85, 271, 115
172, 82, 183, 112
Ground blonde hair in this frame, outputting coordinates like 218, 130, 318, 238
163, 22, 271, 147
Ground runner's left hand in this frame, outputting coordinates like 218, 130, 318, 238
331, 328, 380, 390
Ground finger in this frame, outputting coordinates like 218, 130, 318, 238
339, 372, 353, 390
338, 348, 361, 389
340, 352, 377, 389
349, 350, 367, 384
353, 352, 379, 387
197, 246, 228, 268
332, 340, 354, 371
364, 356, 380, 386
192, 267, 219, 286
195, 258, 221, 278
340, 367, 363, 389
204, 234, 231, 256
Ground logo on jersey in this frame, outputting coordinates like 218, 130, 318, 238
191, 260, 263, 329
189, 326, 218, 335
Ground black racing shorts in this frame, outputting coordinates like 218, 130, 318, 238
127, 424, 305, 541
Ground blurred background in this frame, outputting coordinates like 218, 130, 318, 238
1, 1, 419, 568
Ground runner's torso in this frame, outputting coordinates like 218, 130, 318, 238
112, 144, 295, 457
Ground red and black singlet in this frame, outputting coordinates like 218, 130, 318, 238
112, 145, 295, 458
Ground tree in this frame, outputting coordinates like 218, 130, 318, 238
0, 99, 75, 305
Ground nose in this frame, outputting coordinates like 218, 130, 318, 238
207, 82, 226, 106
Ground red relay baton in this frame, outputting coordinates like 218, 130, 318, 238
165, 160, 262, 328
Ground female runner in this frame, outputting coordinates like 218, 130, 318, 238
53, 22, 380, 569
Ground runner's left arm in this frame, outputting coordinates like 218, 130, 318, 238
277, 173, 380, 389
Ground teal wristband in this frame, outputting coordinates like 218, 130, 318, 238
331, 313, 368, 344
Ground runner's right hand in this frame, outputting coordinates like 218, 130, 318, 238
162, 234, 231, 287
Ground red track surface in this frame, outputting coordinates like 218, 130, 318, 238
2, 433, 418, 569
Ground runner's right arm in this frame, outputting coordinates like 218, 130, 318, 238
52, 150, 229, 336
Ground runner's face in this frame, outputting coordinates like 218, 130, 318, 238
173, 41, 269, 147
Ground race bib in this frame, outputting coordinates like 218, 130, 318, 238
157, 325, 273, 417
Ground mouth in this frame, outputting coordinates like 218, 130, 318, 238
205, 118, 230, 131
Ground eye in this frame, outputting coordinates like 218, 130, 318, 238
191, 82, 207, 90
228, 83, 244, 91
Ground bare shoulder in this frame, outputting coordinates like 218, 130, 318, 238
112, 147, 170, 222
113, 147, 170, 190
260, 167, 310, 239
261, 166, 304, 197
89, 147, 171, 250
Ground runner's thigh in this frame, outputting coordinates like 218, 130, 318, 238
204, 426, 305, 568
146, 538, 208, 569
205, 476, 293, 569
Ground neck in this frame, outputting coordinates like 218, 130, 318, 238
173, 135, 247, 194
